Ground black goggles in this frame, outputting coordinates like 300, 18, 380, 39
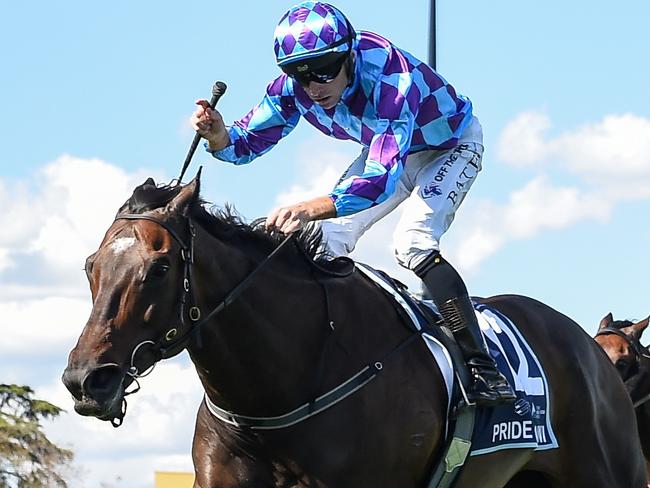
281, 50, 350, 85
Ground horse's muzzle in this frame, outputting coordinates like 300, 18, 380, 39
62, 363, 125, 419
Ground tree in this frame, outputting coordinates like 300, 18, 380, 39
0, 384, 73, 487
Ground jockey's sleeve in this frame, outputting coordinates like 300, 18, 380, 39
329, 72, 417, 217
207, 75, 300, 165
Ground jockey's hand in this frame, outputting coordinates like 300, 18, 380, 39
266, 203, 312, 234
266, 196, 337, 235
190, 99, 229, 151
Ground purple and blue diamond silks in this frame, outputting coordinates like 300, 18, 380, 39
209, 29, 473, 217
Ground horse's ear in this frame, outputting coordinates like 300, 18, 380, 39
167, 169, 202, 216
598, 312, 614, 331
628, 316, 650, 340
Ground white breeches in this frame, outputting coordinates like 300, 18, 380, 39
320, 117, 484, 271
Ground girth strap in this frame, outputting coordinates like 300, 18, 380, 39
204, 363, 382, 430
205, 330, 423, 430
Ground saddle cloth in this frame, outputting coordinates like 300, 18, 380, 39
355, 263, 559, 456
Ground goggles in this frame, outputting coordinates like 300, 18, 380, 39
281, 50, 350, 85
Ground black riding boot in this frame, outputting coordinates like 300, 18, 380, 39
414, 252, 516, 406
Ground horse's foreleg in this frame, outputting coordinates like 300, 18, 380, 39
192, 402, 276, 488
191, 404, 239, 488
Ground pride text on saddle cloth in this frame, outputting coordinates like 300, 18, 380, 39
492, 420, 548, 443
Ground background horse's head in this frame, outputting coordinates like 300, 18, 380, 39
596, 314, 650, 484
62, 176, 202, 424
595, 313, 650, 381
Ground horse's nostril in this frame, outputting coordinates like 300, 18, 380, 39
82, 364, 124, 402
62, 368, 85, 401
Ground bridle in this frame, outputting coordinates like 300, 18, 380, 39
595, 326, 650, 408
596, 326, 648, 363
108, 212, 295, 426
117, 213, 203, 361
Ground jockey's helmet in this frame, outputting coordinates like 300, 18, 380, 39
273, 2, 355, 83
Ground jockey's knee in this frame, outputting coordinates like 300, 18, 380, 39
393, 230, 440, 271
395, 247, 437, 271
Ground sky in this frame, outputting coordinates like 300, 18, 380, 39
1, 0, 649, 486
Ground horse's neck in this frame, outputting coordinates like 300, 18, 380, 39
187, 230, 336, 414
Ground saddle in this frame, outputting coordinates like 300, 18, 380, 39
354, 263, 559, 487
357, 264, 473, 395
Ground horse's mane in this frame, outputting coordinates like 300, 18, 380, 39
198, 205, 328, 263
118, 178, 328, 262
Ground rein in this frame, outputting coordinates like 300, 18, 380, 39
596, 326, 650, 408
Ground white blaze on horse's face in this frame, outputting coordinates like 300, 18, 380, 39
110, 237, 137, 255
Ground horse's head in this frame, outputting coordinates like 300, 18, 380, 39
595, 312, 650, 381
62, 175, 202, 425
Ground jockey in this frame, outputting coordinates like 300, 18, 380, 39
191, 1, 515, 406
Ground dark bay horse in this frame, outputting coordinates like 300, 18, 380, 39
595, 313, 650, 486
62, 176, 646, 487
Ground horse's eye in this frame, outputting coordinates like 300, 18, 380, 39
84, 255, 95, 278
146, 259, 171, 281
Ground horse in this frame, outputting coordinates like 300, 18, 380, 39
595, 313, 650, 486
62, 175, 646, 488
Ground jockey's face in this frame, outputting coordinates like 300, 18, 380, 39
304, 52, 354, 110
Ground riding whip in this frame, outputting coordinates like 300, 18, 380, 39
177, 81, 228, 183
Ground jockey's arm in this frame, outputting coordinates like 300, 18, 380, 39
203, 76, 300, 165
